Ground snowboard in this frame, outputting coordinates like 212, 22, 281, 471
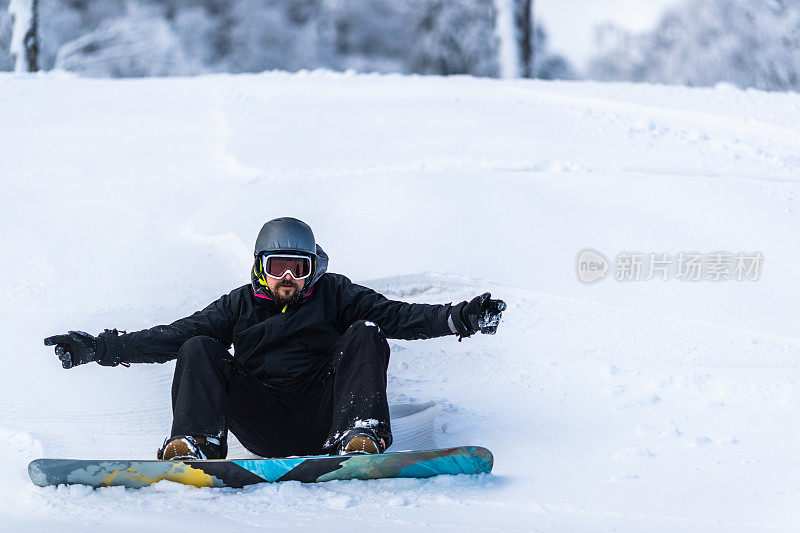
28, 446, 493, 489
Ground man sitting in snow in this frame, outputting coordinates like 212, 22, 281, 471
44, 217, 506, 460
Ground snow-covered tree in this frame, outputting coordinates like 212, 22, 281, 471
407, 0, 500, 77
55, 5, 194, 77
22, 0, 37, 70
0, 3, 13, 71
35, 0, 127, 71
513, 0, 533, 77
8, 0, 39, 71
588, 0, 800, 91
1, 0, 573, 80
533, 23, 574, 80
317, 0, 413, 73
494, 0, 574, 80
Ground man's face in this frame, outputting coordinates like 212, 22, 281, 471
266, 272, 305, 303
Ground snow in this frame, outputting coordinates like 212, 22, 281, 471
353, 419, 379, 429
1, 70, 799, 530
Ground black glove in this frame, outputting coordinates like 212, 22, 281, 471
44, 331, 100, 369
459, 292, 507, 336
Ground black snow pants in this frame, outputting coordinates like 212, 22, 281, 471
169, 320, 391, 458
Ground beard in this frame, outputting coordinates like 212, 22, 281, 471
272, 280, 304, 309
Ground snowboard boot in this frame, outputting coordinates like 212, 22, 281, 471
157, 435, 222, 460
339, 428, 386, 455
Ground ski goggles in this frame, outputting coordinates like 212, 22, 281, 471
261, 254, 313, 280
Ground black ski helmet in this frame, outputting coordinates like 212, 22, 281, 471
251, 217, 329, 300
254, 217, 316, 257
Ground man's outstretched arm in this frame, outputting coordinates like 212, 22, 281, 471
44, 293, 235, 368
335, 275, 506, 340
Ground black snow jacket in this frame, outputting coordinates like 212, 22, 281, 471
97, 246, 468, 382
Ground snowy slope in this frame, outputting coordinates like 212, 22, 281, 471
1, 71, 799, 531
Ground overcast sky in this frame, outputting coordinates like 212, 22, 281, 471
536, 0, 682, 70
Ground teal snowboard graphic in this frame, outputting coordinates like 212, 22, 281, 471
28, 446, 493, 489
